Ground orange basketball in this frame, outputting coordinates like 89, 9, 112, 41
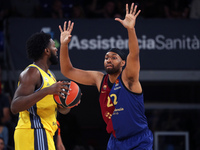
53, 81, 81, 108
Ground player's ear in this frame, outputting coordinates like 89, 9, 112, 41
45, 48, 50, 55
121, 60, 125, 67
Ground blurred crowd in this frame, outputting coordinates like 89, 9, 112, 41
0, 0, 200, 30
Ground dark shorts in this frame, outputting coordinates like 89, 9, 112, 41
107, 129, 153, 150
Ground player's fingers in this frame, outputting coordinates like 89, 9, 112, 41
133, 4, 137, 15
62, 90, 69, 96
130, 3, 134, 14
61, 82, 69, 88
60, 81, 69, 88
59, 25, 63, 32
59, 92, 66, 99
135, 9, 141, 17
57, 91, 62, 96
67, 20, 71, 30
64, 21, 67, 31
62, 80, 70, 84
62, 86, 69, 92
126, 4, 128, 14
69, 22, 74, 33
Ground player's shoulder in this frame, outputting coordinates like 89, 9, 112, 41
22, 66, 40, 76
96, 71, 104, 78
87, 70, 104, 81
94, 71, 104, 91
94, 71, 104, 82
19, 66, 41, 82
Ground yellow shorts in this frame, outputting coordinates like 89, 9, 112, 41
14, 128, 56, 150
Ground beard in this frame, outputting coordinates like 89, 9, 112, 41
105, 64, 121, 74
49, 51, 58, 65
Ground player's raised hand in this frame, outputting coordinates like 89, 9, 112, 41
115, 3, 141, 30
59, 20, 74, 44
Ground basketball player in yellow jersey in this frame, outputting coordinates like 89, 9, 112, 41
11, 32, 72, 150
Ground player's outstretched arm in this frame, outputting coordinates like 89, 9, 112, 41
59, 21, 103, 90
115, 3, 141, 82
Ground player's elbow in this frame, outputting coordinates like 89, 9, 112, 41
60, 69, 69, 78
10, 102, 19, 115
60, 67, 73, 78
60, 67, 67, 76
11, 107, 18, 115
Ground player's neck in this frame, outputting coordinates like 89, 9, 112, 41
108, 72, 121, 83
34, 61, 49, 73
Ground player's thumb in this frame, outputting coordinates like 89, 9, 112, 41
69, 35, 72, 38
115, 18, 123, 23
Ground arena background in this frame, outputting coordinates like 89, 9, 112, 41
1, 16, 200, 150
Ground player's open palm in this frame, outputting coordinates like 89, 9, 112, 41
115, 3, 141, 30
59, 20, 74, 44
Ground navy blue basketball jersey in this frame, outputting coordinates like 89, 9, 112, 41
99, 74, 149, 139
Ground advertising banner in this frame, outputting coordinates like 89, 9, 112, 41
7, 18, 200, 70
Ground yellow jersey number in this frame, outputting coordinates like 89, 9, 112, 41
107, 94, 118, 107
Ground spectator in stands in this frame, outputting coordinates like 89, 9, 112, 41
189, 0, 200, 19
71, 4, 86, 18
115, 0, 125, 17
0, 137, 5, 150
101, 1, 117, 18
141, 0, 165, 18
84, 0, 116, 18
0, 66, 11, 150
50, 0, 64, 18
84, 0, 102, 18
0, 122, 8, 150
0, 67, 11, 126
164, 0, 190, 19
10, 0, 41, 18
83, 0, 95, 18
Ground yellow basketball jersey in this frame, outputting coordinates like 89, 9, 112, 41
15, 64, 58, 135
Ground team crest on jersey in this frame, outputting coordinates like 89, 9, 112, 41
103, 85, 107, 90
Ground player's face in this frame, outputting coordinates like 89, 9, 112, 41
104, 52, 122, 74
49, 39, 58, 65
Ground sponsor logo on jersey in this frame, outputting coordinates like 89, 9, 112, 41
115, 79, 119, 86
44, 77, 48, 82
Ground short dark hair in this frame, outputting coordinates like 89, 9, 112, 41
26, 32, 51, 61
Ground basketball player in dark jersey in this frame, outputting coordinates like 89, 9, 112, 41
59, 3, 153, 149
